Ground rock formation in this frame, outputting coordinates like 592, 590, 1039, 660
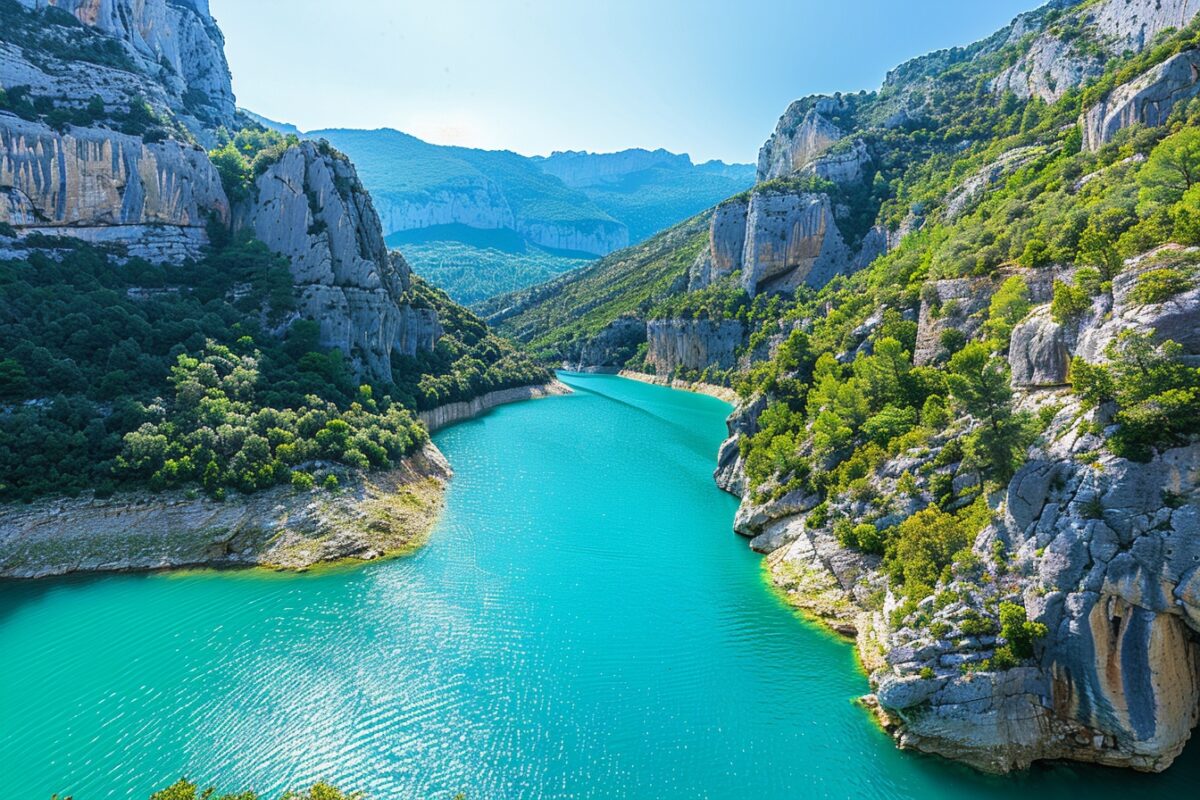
992, 0, 1200, 103
690, 190, 853, 296
237, 142, 442, 383
0, 116, 228, 260
645, 318, 745, 375
719, 245, 1200, 773
757, 99, 846, 182
1082, 50, 1200, 151
14, 0, 236, 132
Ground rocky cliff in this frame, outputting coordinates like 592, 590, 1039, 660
14, 0, 236, 132
993, 0, 1200, 103
645, 318, 746, 375
716, 245, 1200, 773
0, 115, 228, 260
1082, 49, 1200, 151
236, 141, 442, 383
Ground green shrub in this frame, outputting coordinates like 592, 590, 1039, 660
1050, 279, 1091, 323
1130, 268, 1193, 305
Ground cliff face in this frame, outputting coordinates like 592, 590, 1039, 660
719, 248, 1200, 774
993, 0, 1200, 103
645, 318, 746, 374
0, 115, 228, 260
14, 0, 236, 131
757, 99, 847, 183
1082, 50, 1200, 151
690, 190, 854, 296
0, 0, 441, 382
237, 142, 442, 383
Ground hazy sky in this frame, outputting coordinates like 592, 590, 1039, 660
210, 0, 1037, 164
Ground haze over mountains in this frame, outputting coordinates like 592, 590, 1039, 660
246, 113, 754, 305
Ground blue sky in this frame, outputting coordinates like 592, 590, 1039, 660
210, 0, 1038, 164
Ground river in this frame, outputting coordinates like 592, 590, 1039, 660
1, 373, 1196, 798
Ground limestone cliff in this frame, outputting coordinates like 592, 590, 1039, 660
0, 0, 442, 382
236, 141, 442, 383
757, 98, 847, 183
14, 0, 236, 132
689, 190, 856, 296
719, 248, 1200, 774
1082, 50, 1200, 151
0, 115, 228, 260
992, 0, 1200, 103
645, 318, 746, 375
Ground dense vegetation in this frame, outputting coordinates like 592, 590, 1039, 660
494, 3, 1200, 654
0, 232, 547, 502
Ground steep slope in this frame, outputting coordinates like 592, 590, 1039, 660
502, 0, 1200, 774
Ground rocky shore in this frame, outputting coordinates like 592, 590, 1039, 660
0, 381, 571, 580
418, 380, 573, 432
613, 370, 739, 403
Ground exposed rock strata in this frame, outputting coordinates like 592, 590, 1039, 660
417, 381, 572, 433
645, 318, 746, 374
0, 115, 229, 253
757, 100, 846, 182
0, 443, 452, 579
237, 142, 442, 382
719, 252, 1200, 773
1083, 50, 1200, 151
15, 0, 236, 129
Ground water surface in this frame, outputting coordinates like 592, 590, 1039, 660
1, 373, 1197, 798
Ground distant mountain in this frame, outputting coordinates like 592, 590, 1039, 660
245, 123, 753, 305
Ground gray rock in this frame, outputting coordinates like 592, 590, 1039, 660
644, 318, 745, 375
1082, 50, 1200, 151
1010, 307, 1070, 387
238, 142, 441, 382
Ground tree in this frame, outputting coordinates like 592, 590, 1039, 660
984, 276, 1031, 344
1138, 127, 1200, 207
947, 343, 1033, 481
886, 507, 971, 598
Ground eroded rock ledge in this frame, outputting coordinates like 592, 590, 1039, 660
0, 443, 452, 580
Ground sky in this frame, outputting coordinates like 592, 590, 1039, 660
210, 0, 1039, 165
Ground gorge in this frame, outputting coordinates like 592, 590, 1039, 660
4, 0, 1200, 793
3, 374, 1200, 799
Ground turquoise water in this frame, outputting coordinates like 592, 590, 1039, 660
1, 372, 1197, 799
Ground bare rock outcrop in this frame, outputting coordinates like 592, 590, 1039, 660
645, 317, 745, 375
1009, 306, 1070, 387
741, 191, 850, 295
0, 114, 229, 258
15, 0, 236, 129
757, 99, 846, 182
564, 316, 647, 371
237, 141, 442, 383
992, 0, 1200, 104
0, 443, 453, 579
1083, 50, 1200, 151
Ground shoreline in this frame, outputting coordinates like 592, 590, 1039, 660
0, 381, 571, 581
570, 367, 738, 403
419, 380, 573, 432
